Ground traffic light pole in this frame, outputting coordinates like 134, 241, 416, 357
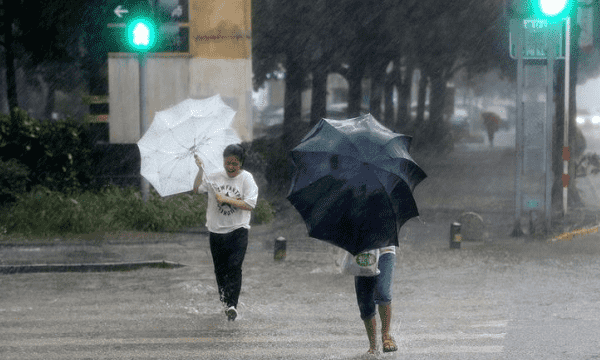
563, 16, 571, 216
140, 52, 150, 202
546, 37, 555, 232
512, 25, 525, 237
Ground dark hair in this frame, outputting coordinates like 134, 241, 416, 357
223, 144, 246, 166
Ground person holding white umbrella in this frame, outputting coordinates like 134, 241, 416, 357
193, 144, 259, 321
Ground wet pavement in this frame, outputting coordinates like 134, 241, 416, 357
2, 130, 600, 359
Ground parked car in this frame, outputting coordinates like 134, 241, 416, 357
576, 111, 600, 128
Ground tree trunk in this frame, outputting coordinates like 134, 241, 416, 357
4, 11, 18, 112
429, 72, 447, 143
283, 50, 303, 150
567, 47, 581, 207
44, 88, 56, 120
552, 26, 584, 213
415, 71, 427, 127
347, 57, 366, 118
552, 61, 565, 213
310, 65, 327, 127
369, 61, 386, 121
397, 60, 413, 131
83, 55, 108, 96
384, 69, 394, 129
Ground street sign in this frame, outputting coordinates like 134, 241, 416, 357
114, 4, 129, 19
510, 19, 565, 59
108, 0, 188, 24
108, 0, 153, 24
155, 0, 189, 23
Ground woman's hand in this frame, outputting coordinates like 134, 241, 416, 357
214, 193, 252, 211
193, 155, 204, 193
215, 193, 226, 204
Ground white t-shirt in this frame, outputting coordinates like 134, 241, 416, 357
198, 170, 259, 234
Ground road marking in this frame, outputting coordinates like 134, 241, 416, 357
0, 332, 506, 347
404, 332, 506, 340
2, 346, 506, 360
470, 320, 508, 328
407, 345, 504, 354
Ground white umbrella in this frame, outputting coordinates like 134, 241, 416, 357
137, 94, 241, 197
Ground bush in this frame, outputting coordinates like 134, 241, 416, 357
0, 108, 94, 193
0, 158, 29, 203
252, 198, 275, 225
1, 186, 209, 236
250, 137, 293, 193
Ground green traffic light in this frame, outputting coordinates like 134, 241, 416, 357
126, 18, 157, 52
540, 0, 567, 15
535, 0, 573, 21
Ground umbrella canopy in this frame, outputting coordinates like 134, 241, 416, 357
137, 95, 240, 197
287, 114, 427, 255
481, 112, 501, 131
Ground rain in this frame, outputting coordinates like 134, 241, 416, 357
2, 0, 600, 359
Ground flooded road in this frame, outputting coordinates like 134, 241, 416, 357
2, 232, 600, 359
2, 135, 600, 359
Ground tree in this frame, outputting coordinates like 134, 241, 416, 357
403, 0, 507, 151
0, 0, 88, 115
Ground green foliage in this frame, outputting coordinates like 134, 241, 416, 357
0, 158, 30, 203
250, 137, 293, 193
252, 198, 275, 225
1, 186, 209, 236
0, 108, 94, 193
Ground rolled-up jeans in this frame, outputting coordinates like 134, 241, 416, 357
354, 252, 396, 321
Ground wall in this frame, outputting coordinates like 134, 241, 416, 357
108, 54, 190, 143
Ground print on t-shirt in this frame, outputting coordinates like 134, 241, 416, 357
216, 184, 242, 216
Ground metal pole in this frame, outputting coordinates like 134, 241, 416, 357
545, 27, 555, 233
140, 52, 150, 202
563, 17, 571, 216
512, 23, 525, 237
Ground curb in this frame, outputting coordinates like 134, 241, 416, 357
0, 260, 184, 274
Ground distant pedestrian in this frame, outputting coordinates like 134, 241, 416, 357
193, 144, 259, 321
481, 112, 501, 147
354, 245, 398, 355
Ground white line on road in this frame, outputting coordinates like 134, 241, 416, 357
1, 345, 505, 360
0, 332, 506, 347
470, 320, 509, 328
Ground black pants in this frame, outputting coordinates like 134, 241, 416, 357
209, 228, 248, 308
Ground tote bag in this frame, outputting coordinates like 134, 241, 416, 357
341, 249, 380, 277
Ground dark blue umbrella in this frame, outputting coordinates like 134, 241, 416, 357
287, 114, 427, 256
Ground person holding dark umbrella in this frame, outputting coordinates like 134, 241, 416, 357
287, 114, 426, 355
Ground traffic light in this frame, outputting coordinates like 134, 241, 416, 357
126, 17, 158, 52
507, 0, 573, 21
104, 1, 189, 53
533, 0, 573, 22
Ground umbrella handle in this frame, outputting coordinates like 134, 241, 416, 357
200, 164, 219, 194
193, 153, 219, 194
193, 153, 216, 192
